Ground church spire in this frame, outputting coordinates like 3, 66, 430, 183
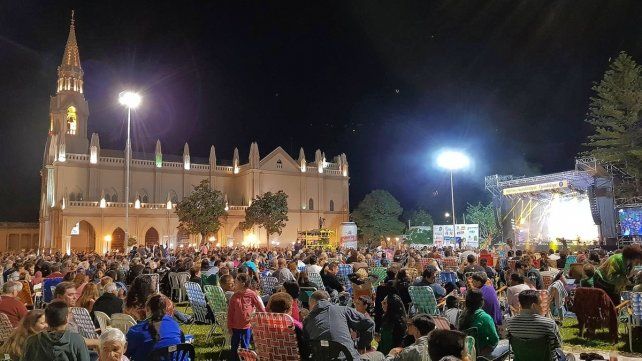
57, 10, 83, 93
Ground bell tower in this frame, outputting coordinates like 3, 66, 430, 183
49, 11, 89, 154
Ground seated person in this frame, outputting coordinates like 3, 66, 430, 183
506, 273, 531, 314
385, 314, 435, 360
0, 280, 28, 326
458, 289, 508, 358
125, 294, 183, 360
267, 292, 308, 359
427, 329, 469, 361
470, 273, 502, 326
22, 301, 90, 361
580, 263, 595, 287
444, 295, 461, 329
506, 290, 571, 361
412, 266, 446, 299
99, 327, 129, 361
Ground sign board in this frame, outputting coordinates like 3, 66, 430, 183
502, 180, 568, 196
339, 222, 358, 249
433, 224, 479, 248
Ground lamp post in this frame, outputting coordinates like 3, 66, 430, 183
436, 150, 470, 247
118, 91, 141, 247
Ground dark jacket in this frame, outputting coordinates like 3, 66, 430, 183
92, 292, 124, 325
21, 330, 90, 361
321, 272, 344, 294
303, 299, 375, 361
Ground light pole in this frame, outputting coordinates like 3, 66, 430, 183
437, 150, 470, 247
119, 91, 141, 247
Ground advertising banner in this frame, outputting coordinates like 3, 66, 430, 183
433, 224, 479, 248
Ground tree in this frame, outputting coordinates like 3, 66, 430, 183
174, 179, 227, 240
405, 208, 434, 228
464, 202, 499, 245
351, 190, 405, 246
239, 191, 289, 246
584, 51, 642, 183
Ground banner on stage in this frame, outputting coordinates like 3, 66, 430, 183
433, 224, 479, 248
502, 180, 568, 196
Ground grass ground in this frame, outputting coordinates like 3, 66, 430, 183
178, 303, 642, 360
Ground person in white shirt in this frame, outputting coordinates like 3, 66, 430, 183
306, 255, 323, 275
506, 273, 532, 314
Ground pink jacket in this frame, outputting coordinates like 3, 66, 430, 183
227, 288, 265, 330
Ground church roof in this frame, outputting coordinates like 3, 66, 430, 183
61, 11, 81, 69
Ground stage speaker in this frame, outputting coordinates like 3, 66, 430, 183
606, 237, 618, 247
588, 185, 602, 225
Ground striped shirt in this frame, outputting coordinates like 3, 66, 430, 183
506, 309, 561, 359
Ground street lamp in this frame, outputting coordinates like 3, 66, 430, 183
119, 91, 141, 246
436, 150, 470, 246
444, 212, 451, 218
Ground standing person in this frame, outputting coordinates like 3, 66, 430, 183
0, 280, 28, 326
227, 273, 265, 361
594, 245, 642, 305
21, 301, 90, 361
0, 309, 47, 360
125, 294, 183, 360
377, 295, 407, 355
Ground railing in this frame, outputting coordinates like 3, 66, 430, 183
100, 157, 125, 165
191, 164, 210, 171
67, 154, 89, 161
131, 159, 155, 167
216, 165, 234, 172
68, 201, 168, 209
325, 169, 342, 176
162, 161, 183, 169
228, 205, 249, 211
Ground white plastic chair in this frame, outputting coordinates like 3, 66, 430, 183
93, 311, 111, 334
111, 313, 137, 334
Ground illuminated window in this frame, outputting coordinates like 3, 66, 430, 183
330, 200, 334, 212
66, 106, 77, 135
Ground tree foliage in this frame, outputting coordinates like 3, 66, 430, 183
585, 51, 642, 182
239, 191, 289, 244
464, 202, 499, 243
351, 190, 405, 244
405, 208, 434, 228
407, 227, 433, 245
174, 180, 227, 239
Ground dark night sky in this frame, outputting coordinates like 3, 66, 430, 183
1, 1, 642, 222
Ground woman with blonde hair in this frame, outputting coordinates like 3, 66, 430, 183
0, 309, 47, 360
77, 282, 100, 311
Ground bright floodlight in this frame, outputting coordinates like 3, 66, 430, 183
119, 91, 141, 109
436, 150, 470, 170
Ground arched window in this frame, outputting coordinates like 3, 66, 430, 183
76, 192, 83, 201
169, 190, 179, 204
308, 198, 314, 211
111, 194, 118, 202
66, 106, 77, 135
104, 193, 111, 202
329, 200, 335, 212
142, 195, 149, 203
69, 193, 76, 201
276, 159, 283, 169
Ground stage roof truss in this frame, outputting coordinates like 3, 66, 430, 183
485, 170, 594, 198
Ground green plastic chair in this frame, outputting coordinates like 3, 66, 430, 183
370, 267, 387, 288
464, 335, 476, 361
202, 273, 218, 287
509, 335, 553, 361
408, 286, 439, 315
203, 284, 230, 356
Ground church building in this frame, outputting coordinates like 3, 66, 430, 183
38, 16, 349, 253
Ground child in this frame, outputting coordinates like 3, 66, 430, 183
227, 273, 265, 361
444, 295, 461, 328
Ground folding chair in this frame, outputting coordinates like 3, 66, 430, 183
628, 292, 642, 352
93, 311, 111, 334
70, 307, 99, 339
150, 343, 195, 361
542, 275, 553, 290
110, 313, 136, 334
17, 280, 33, 307
464, 335, 476, 361
261, 276, 279, 297
442, 257, 458, 270
184, 281, 215, 339
408, 286, 439, 315
369, 267, 387, 288
431, 315, 451, 330
419, 258, 435, 272
250, 312, 301, 360
337, 264, 354, 294
537, 289, 552, 317
203, 285, 230, 354
509, 335, 553, 361
563, 256, 577, 274
0, 313, 13, 343
238, 348, 259, 361
439, 271, 458, 286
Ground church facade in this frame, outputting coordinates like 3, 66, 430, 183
38, 17, 349, 253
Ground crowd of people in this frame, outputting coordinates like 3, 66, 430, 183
0, 241, 640, 361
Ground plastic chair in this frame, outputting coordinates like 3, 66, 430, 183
184, 281, 215, 339
150, 343, 195, 361
70, 307, 99, 339
308, 272, 326, 291
140, 273, 160, 293
250, 312, 300, 360
261, 276, 279, 297
464, 335, 476, 361
0, 313, 13, 343
509, 335, 553, 361
309, 339, 354, 360
110, 313, 136, 334
238, 348, 259, 361
169, 272, 190, 302
408, 286, 439, 315
93, 311, 111, 334
629, 292, 642, 352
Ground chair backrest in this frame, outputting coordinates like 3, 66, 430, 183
542, 275, 553, 289
432, 315, 451, 330
442, 257, 458, 270
110, 313, 137, 334
510, 335, 553, 361
184, 281, 210, 324
337, 264, 353, 278
464, 335, 476, 361
17, 280, 33, 306
479, 253, 494, 267
439, 271, 458, 285
261, 276, 279, 296
203, 285, 228, 314
462, 327, 479, 352
369, 267, 387, 288
632, 292, 642, 317
308, 272, 326, 291
408, 286, 438, 315
298, 287, 317, 306
168, 272, 178, 288
309, 339, 354, 361
176, 272, 190, 285
140, 273, 160, 293
537, 289, 551, 317
70, 307, 99, 339
93, 311, 111, 333
251, 312, 301, 360
43, 277, 63, 303
149, 343, 195, 361
202, 273, 218, 287
0, 313, 13, 343
238, 348, 259, 361
297, 264, 306, 273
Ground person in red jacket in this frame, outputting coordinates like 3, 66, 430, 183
0, 280, 28, 326
227, 272, 265, 361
